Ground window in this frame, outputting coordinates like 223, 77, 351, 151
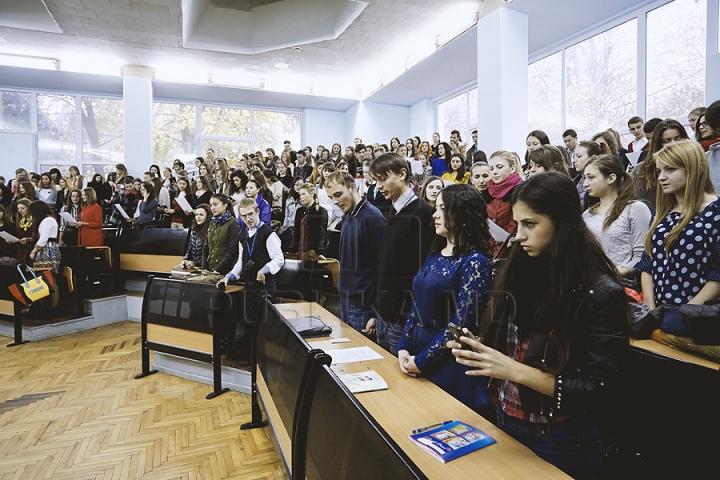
528, 52, 562, 142
566, 19, 637, 136
201, 106, 251, 138
82, 97, 124, 163
38, 94, 77, 163
1, 90, 31, 131
153, 102, 196, 166
646, 0, 706, 121
202, 139, 250, 167
438, 87, 477, 143
254, 110, 301, 154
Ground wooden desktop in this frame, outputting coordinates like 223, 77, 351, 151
257, 302, 570, 479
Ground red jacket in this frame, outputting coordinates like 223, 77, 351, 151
482, 187, 518, 257
78, 203, 104, 247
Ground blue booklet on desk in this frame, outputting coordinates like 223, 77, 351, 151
409, 420, 495, 463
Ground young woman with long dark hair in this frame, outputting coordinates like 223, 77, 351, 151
583, 155, 651, 280
441, 153, 470, 184
181, 203, 212, 270
451, 172, 628, 479
77, 188, 104, 247
398, 184, 494, 412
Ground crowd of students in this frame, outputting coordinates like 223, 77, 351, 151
1, 99, 720, 478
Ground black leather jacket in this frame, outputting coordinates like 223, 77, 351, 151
290, 204, 328, 255
488, 274, 629, 418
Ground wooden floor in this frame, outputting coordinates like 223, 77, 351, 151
0, 322, 287, 480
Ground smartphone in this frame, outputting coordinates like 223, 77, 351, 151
448, 323, 471, 350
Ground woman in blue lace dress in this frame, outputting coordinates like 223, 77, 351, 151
397, 184, 493, 411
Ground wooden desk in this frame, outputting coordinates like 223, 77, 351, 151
630, 337, 720, 371
265, 302, 569, 479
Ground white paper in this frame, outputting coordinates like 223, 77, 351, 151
0, 231, 20, 243
114, 203, 131, 220
328, 346, 384, 365
59, 211, 78, 225
487, 219, 511, 243
408, 159, 423, 175
337, 370, 388, 393
625, 151, 642, 167
175, 195, 193, 213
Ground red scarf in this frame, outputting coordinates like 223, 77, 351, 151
487, 173, 522, 199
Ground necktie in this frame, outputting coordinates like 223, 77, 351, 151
389, 205, 397, 216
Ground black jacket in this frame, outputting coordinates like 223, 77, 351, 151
290, 204, 328, 255
487, 274, 628, 418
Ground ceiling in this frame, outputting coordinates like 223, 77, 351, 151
0, 0, 665, 107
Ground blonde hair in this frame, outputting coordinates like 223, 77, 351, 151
489, 150, 521, 174
299, 183, 319, 210
645, 140, 716, 255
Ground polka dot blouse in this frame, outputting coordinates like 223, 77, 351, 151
636, 198, 720, 305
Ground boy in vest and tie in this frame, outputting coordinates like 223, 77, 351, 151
219, 198, 284, 364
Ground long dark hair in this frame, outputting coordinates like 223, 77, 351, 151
229, 170, 248, 195
585, 155, 637, 231
192, 203, 212, 238
449, 153, 467, 180
28, 200, 56, 241
487, 172, 619, 374
430, 185, 491, 258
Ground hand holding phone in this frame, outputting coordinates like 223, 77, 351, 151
448, 323, 473, 350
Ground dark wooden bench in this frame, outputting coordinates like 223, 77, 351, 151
115, 227, 189, 275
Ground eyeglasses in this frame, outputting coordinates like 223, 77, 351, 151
699, 122, 709, 128
239, 212, 256, 219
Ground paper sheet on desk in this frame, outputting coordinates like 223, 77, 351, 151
329, 346, 384, 364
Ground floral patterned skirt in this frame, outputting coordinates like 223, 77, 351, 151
33, 241, 62, 274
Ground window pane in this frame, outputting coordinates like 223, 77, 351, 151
438, 92, 469, 142
566, 19, 637, 136
646, 0, 706, 120
203, 140, 250, 167
1, 90, 31, 131
153, 102, 196, 166
39, 164, 74, 178
254, 110, 301, 154
201, 106, 251, 137
468, 88, 478, 127
82, 97, 124, 163
38, 94, 77, 163
83, 164, 116, 180
529, 52, 562, 143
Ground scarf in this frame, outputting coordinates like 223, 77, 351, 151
212, 210, 234, 226
487, 173, 523, 200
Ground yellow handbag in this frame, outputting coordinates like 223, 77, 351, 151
7, 264, 55, 306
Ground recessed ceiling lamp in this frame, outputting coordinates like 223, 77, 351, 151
275, 62, 289, 69
0, 53, 59, 70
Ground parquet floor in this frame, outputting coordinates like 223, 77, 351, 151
0, 322, 288, 480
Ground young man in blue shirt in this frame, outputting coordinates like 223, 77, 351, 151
325, 171, 386, 336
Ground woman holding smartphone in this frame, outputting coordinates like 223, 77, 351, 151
397, 184, 494, 413
450, 172, 628, 479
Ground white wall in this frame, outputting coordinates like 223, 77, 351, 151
0, 132, 36, 176
707, 53, 720, 105
304, 108, 346, 150
344, 102, 410, 147
410, 100, 436, 141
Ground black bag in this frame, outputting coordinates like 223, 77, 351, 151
637, 302, 720, 345
287, 315, 332, 338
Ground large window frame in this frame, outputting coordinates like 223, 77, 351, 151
437, 0, 720, 143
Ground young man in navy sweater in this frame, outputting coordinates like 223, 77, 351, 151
370, 153, 434, 355
325, 171, 386, 336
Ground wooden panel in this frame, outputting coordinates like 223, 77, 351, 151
272, 303, 569, 480
0, 299, 13, 315
147, 323, 213, 354
257, 373, 292, 473
630, 337, 720, 370
120, 253, 182, 273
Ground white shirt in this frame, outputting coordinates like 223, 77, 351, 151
36, 216, 59, 247
392, 187, 418, 214
630, 137, 648, 152
228, 225, 284, 279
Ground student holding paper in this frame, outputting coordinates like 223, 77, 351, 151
165, 176, 194, 228
0, 205, 18, 260
481, 151, 523, 256
58, 188, 82, 246
77, 188, 104, 247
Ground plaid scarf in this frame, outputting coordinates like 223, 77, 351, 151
212, 210, 234, 226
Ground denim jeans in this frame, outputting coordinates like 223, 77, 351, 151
375, 316, 403, 356
339, 296, 374, 335
497, 408, 603, 480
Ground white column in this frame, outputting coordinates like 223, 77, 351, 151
476, 8, 528, 156
122, 66, 154, 174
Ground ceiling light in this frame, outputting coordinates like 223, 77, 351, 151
275, 62, 289, 69
0, 53, 58, 70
